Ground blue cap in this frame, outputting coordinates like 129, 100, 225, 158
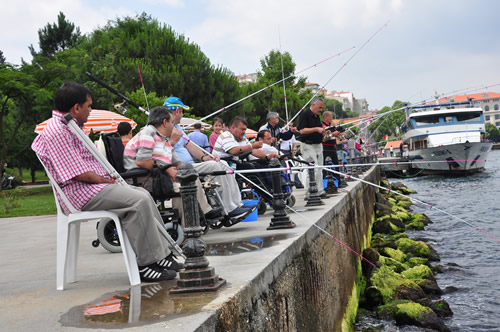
164, 96, 190, 110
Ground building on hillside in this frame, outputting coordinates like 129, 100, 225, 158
325, 91, 370, 115
435, 92, 500, 129
236, 73, 258, 85
300, 82, 323, 95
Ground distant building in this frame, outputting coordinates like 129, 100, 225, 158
436, 92, 500, 129
236, 73, 258, 85
325, 91, 370, 115
300, 82, 323, 95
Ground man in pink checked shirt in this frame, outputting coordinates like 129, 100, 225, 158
32, 81, 181, 283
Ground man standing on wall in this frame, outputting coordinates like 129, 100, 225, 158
297, 97, 329, 199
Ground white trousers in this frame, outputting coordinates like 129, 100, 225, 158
300, 143, 324, 197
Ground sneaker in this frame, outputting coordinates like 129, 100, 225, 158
156, 253, 184, 272
139, 263, 176, 282
205, 209, 223, 220
228, 206, 252, 219
242, 203, 258, 212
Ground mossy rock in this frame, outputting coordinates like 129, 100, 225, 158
407, 257, 428, 268
390, 182, 417, 195
393, 302, 431, 323
390, 233, 409, 241
387, 197, 397, 205
381, 247, 407, 262
376, 299, 410, 320
379, 256, 409, 273
430, 299, 453, 318
407, 220, 425, 230
372, 218, 405, 235
411, 212, 432, 225
395, 238, 430, 258
418, 279, 443, 296
380, 179, 391, 188
368, 266, 422, 304
391, 207, 412, 222
401, 265, 433, 283
396, 199, 413, 209
393, 302, 450, 331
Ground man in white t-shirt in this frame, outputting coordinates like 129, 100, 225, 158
249, 129, 280, 161
213, 116, 265, 160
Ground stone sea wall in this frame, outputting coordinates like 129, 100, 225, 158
198, 167, 379, 332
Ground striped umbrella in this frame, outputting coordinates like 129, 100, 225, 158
34, 110, 137, 135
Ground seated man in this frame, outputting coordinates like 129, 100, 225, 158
249, 129, 280, 161
258, 112, 295, 147
212, 116, 265, 161
123, 106, 220, 223
165, 97, 253, 219
32, 81, 181, 283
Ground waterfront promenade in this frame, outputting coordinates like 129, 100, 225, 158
0, 166, 378, 331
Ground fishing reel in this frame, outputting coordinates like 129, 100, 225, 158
114, 101, 128, 115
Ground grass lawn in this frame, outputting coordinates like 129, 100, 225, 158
0, 186, 56, 218
3, 167, 49, 183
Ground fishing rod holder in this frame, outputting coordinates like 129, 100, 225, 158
267, 158, 295, 230
305, 158, 324, 207
324, 157, 339, 195
170, 163, 226, 294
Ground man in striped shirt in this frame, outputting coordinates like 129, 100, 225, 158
123, 106, 218, 221
32, 81, 180, 283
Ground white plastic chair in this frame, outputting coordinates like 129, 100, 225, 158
39, 158, 140, 290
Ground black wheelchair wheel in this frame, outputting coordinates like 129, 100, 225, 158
257, 200, 267, 215
96, 219, 122, 253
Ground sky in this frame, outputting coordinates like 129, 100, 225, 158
2, 0, 500, 110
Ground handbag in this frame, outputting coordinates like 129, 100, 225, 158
151, 165, 177, 201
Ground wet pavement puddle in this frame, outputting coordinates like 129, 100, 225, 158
60, 283, 218, 328
206, 233, 294, 256
60, 234, 293, 328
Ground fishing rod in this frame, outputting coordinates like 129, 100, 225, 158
137, 65, 150, 111
175, 126, 376, 267
182, 46, 355, 129
85, 72, 150, 115
59, 113, 185, 257
278, 25, 289, 123
319, 166, 500, 244
284, 20, 390, 130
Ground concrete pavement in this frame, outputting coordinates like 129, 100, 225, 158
0, 180, 364, 331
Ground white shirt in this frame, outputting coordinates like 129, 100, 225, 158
212, 130, 249, 160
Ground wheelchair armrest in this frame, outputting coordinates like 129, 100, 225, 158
120, 168, 150, 179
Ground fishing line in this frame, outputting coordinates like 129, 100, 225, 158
181, 133, 377, 267
319, 166, 500, 244
284, 20, 390, 130
183, 46, 355, 129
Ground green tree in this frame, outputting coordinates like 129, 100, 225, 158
368, 100, 407, 143
485, 122, 500, 142
29, 12, 81, 57
236, 50, 311, 129
0, 51, 6, 67
77, 13, 239, 121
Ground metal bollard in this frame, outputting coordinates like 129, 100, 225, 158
170, 163, 226, 294
306, 158, 324, 206
267, 158, 296, 230
324, 156, 339, 195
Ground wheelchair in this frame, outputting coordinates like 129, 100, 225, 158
223, 151, 296, 215
92, 133, 247, 253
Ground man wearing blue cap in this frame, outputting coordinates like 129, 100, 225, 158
164, 97, 254, 221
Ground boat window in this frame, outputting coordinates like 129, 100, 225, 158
444, 116, 454, 123
456, 112, 481, 123
414, 115, 440, 126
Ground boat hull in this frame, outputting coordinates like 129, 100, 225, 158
406, 142, 492, 175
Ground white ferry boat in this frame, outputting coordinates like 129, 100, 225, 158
402, 101, 492, 175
